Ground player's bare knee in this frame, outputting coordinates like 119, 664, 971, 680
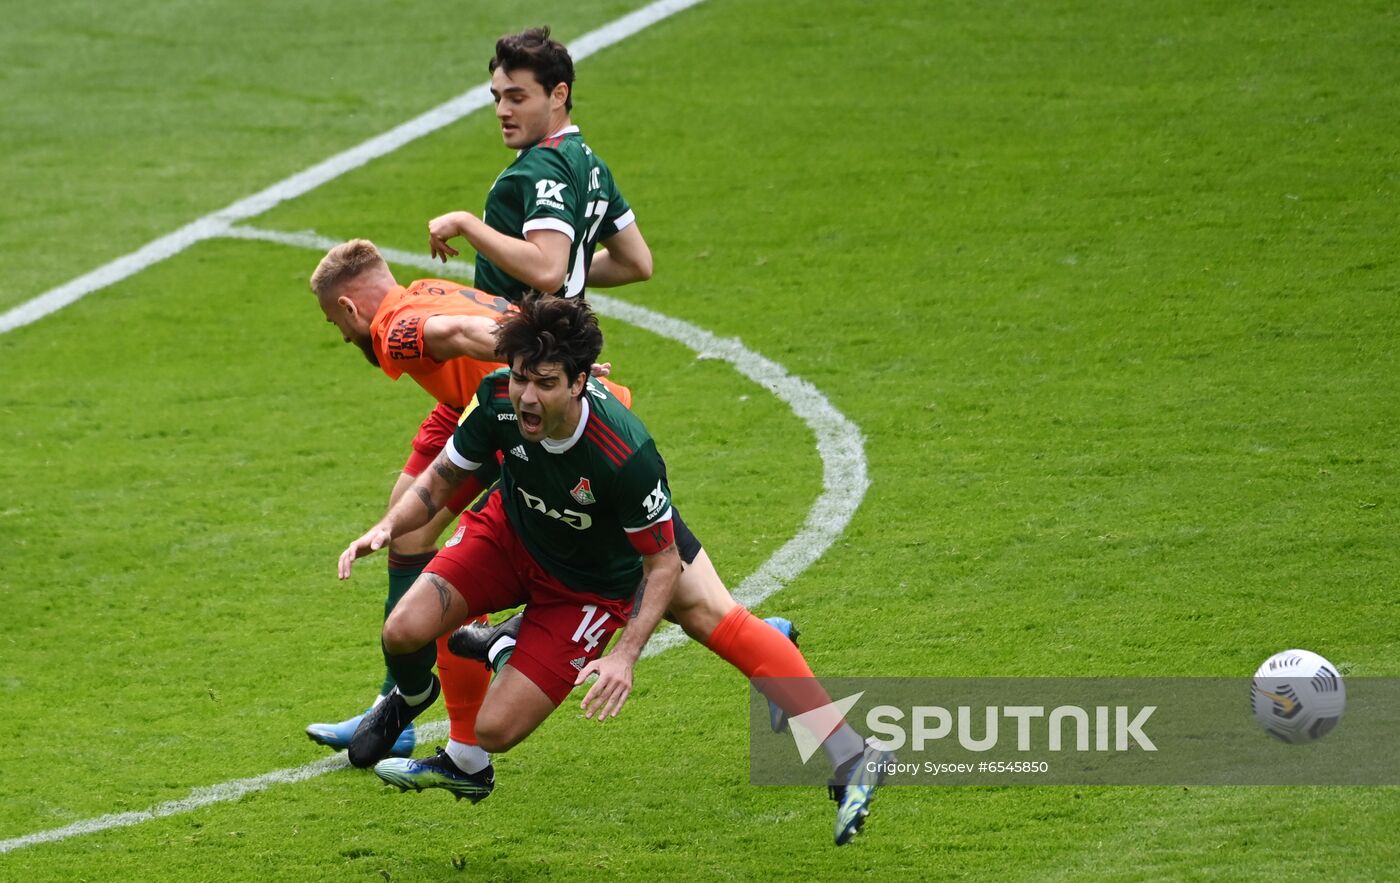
670, 577, 736, 642
381, 610, 429, 655
672, 600, 731, 643
474, 714, 523, 754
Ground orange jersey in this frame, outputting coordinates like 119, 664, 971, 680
370, 279, 632, 409
371, 279, 515, 408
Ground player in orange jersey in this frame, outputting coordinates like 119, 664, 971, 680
303, 239, 633, 779
303, 246, 507, 770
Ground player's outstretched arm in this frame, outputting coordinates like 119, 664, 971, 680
427, 211, 570, 293
588, 223, 653, 288
422, 314, 501, 363
336, 448, 477, 579
575, 542, 682, 720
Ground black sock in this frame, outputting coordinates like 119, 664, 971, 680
383, 638, 437, 700
380, 551, 438, 694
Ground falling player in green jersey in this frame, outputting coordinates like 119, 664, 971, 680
336, 295, 894, 844
338, 294, 679, 752
427, 26, 653, 299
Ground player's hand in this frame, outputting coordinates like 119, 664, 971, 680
338, 525, 392, 579
590, 361, 612, 378
428, 211, 470, 262
575, 652, 635, 721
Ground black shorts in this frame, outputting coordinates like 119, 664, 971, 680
671, 505, 704, 565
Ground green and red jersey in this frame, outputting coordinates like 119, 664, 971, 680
446, 368, 673, 599
475, 125, 634, 302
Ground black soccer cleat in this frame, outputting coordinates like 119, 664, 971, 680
447, 612, 523, 663
347, 675, 440, 768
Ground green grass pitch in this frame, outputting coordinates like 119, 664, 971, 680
1, 0, 1397, 878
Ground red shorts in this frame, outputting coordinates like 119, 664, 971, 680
403, 403, 483, 514
423, 493, 633, 704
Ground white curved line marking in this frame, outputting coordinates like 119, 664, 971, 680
0, 0, 869, 850
0, 225, 867, 853
0, 0, 707, 335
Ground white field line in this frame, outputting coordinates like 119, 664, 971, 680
0, 0, 869, 849
223, 226, 477, 282
0, 0, 707, 336
0, 218, 868, 852
0, 719, 448, 855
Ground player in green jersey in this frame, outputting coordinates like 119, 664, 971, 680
427, 27, 653, 300
335, 294, 894, 844
402, 29, 890, 842
339, 294, 680, 754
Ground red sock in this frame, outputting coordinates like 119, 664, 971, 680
704, 606, 836, 721
437, 615, 491, 745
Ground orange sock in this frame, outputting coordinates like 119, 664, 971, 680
703, 606, 835, 719
436, 615, 491, 746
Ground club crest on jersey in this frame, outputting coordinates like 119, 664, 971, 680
570, 477, 596, 506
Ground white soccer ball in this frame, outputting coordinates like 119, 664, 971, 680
1250, 649, 1345, 744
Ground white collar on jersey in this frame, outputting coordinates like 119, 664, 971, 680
542, 395, 589, 454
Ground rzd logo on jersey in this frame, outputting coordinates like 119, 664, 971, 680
517, 486, 592, 530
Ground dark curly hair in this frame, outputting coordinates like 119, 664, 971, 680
494, 293, 602, 393
489, 26, 575, 112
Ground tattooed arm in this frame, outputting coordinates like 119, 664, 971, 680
336, 447, 477, 579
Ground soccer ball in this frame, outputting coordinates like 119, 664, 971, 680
1250, 649, 1345, 743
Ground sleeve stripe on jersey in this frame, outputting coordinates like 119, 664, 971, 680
492, 376, 511, 400
583, 420, 632, 467
585, 422, 635, 461
522, 217, 576, 241
445, 437, 483, 471
623, 507, 673, 532
585, 414, 635, 456
612, 209, 636, 232
584, 427, 625, 467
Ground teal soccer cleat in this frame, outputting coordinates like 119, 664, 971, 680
830, 740, 893, 846
374, 748, 495, 803
307, 712, 415, 758
762, 616, 801, 733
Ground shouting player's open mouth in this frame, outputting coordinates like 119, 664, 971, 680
518, 408, 543, 435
